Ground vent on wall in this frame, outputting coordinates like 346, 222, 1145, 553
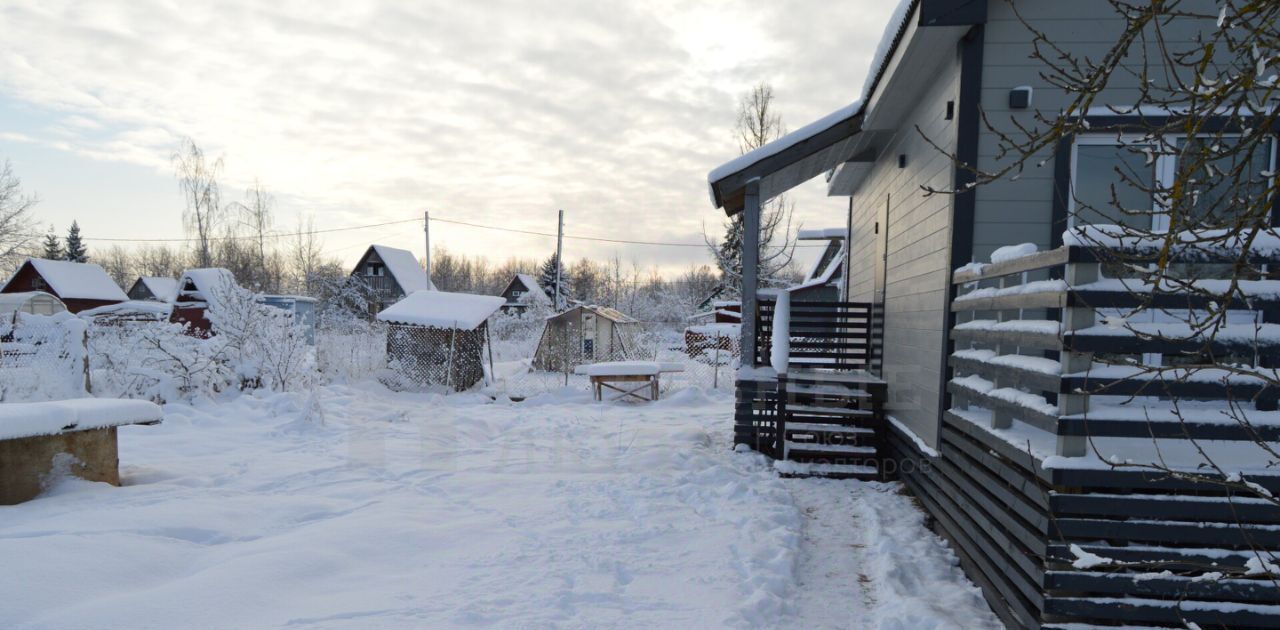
898, 155, 907, 169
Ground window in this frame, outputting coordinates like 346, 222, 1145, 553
1070, 134, 1276, 231
366, 263, 384, 277
582, 338, 594, 356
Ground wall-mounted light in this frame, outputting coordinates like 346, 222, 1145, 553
945, 100, 954, 120
898, 154, 907, 168
1009, 85, 1033, 109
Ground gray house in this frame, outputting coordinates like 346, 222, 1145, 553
709, 1, 1280, 627
349, 244, 436, 313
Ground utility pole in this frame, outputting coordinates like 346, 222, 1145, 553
554, 209, 565, 310
423, 209, 433, 289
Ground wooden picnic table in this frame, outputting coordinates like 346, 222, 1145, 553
574, 361, 685, 402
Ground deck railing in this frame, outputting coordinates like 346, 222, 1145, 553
753, 297, 878, 372
947, 240, 1280, 456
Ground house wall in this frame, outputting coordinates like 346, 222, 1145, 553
845, 45, 961, 448
974, 0, 1220, 261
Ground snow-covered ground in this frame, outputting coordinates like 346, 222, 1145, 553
0, 384, 997, 629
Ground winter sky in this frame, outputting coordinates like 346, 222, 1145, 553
0, 1, 899, 272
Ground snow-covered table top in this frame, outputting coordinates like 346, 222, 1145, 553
574, 361, 685, 377
0, 398, 163, 441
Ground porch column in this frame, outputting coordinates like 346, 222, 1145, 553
740, 178, 761, 365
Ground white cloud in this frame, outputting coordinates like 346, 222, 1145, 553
0, 0, 897, 270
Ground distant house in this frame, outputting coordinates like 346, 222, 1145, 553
349, 245, 435, 313
127, 276, 179, 303
0, 258, 128, 313
498, 273, 550, 314
377, 290, 505, 391
786, 228, 845, 302
532, 305, 640, 372
170, 268, 238, 335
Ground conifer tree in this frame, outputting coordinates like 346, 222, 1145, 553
537, 253, 572, 308
41, 224, 62, 260
64, 220, 87, 263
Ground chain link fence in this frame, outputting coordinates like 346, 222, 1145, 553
0, 312, 89, 402
491, 320, 740, 399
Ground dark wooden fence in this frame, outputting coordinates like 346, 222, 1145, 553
754, 298, 878, 371
891, 240, 1280, 628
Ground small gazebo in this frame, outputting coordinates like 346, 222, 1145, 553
377, 291, 505, 391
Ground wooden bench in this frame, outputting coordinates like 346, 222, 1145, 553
574, 361, 685, 402
0, 398, 162, 504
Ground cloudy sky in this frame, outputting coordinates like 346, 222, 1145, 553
0, 0, 897, 272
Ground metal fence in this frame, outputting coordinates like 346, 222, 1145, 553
492, 322, 740, 399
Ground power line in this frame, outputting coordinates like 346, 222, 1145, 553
83, 213, 827, 249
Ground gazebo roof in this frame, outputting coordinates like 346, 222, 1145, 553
377, 290, 505, 330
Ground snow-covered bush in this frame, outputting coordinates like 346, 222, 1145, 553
206, 281, 315, 392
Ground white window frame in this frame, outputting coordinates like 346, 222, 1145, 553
1069, 132, 1277, 231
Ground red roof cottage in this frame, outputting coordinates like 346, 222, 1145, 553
1, 258, 128, 313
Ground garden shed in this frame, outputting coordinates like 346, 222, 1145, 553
376, 290, 505, 392
533, 305, 640, 372
1, 258, 128, 313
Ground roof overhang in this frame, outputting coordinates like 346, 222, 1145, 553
706, 0, 987, 214
709, 109, 865, 216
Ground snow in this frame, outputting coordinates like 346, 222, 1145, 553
1070, 544, 1114, 569
0, 384, 997, 629
138, 276, 179, 303
796, 227, 846, 240
0, 398, 162, 441
176, 268, 237, 311
989, 242, 1038, 264
770, 290, 791, 373
376, 290, 505, 329
889, 416, 939, 458
1063, 224, 1280, 257
573, 361, 684, 376
954, 349, 1061, 375
15, 258, 128, 302
708, 101, 861, 184
686, 322, 740, 336
371, 244, 435, 293
512, 273, 550, 304
955, 318, 1061, 335
953, 279, 1067, 303
78, 300, 173, 318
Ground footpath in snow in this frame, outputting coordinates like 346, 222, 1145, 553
0, 383, 996, 629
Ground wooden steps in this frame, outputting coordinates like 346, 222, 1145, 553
775, 369, 887, 480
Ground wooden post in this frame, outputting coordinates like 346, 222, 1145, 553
1057, 261, 1098, 457
740, 178, 761, 366
446, 323, 457, 391
992, 275, 1013, 429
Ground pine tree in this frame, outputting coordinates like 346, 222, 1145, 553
41, 225, 63, 260
538, 253, 572, 308
64, 221, 88, 263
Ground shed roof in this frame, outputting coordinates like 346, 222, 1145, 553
136, 276, 180, 302
79, 300, 174, 319
4, 258, 128, 302
551, 304, 639, 324
377, 290, 505, 330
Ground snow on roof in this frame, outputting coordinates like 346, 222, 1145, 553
377, 290, 505, 329
138, 276, 179, 303
8, 258, 128, 302
708, 101, 862, 185
797, 227, 847, 240
512, 273, 550, 304
706, 0, 916, 186
79, 300, 173, 318
0, 398, 162, 441
792, 240, 845, 292
176, 268, 238, 312
371, 245, 435, 292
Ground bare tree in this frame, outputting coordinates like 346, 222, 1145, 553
0, 160, 38, 274
229, 179, 281, 292
706, 82, 797, 295
97, 244, 135, 289
173, 138, 224, 268
288, 215, 324, 296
